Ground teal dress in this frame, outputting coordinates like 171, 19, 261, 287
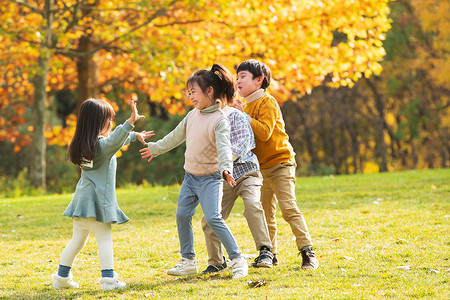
63, 121, 136, 224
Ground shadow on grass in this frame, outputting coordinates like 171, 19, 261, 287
3, 286, 106, 300
131, 272, 233, 290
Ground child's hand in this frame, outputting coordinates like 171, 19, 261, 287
139, 147, 155, 163
128, 100, 145, 125
136, 130, 155, 145
233, 98, 244, 112
223, 171, 236, 187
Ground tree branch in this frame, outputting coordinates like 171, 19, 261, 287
10, 0, 43, 14
154, 20, 203, 27
55, 0, 179, 58
62, 0, 82, 33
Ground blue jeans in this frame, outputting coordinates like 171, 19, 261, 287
177, 172, 241, 260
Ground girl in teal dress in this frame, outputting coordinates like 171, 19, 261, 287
52, 99, 153, 291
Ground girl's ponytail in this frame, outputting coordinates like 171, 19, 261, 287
210, 64, 236, 106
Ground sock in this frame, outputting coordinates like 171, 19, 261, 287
101, 269, 114, 278
57, 264, 71, 278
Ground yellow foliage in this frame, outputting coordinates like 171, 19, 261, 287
363, 162, 380, 174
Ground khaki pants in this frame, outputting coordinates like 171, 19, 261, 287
260, 161, 312, 254
201, 170, 272, 266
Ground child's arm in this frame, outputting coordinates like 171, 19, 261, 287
127, 100, 145, 125
140, 112, 189, 162
215, 119, 236, 187
249, 98, 278, 142
101, 101, 149, 157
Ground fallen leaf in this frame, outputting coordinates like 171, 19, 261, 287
343, 256, 355, 260
331, 237, 345, 242
395, 266, 411, 270
396, 239, 408, 244
431, 185, 436, 190
248, 280, 269, 288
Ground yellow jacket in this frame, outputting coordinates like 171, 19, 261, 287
244, 90, 295, 168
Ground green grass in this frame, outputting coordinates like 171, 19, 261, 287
0, 169, 449, 299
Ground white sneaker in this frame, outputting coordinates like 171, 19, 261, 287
230, 256, 248, 279
99, 272, 126, 291
167, 258, 198, 276
51, 273, 79, 289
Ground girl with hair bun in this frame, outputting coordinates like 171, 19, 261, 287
140, 64, 248, 279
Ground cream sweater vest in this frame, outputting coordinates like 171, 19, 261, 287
185, 109, 227, 175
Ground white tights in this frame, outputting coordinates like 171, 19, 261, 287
59, 217, 114, 270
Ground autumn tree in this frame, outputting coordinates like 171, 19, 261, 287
362, 0, 449, 169
0, 0, 392, 189
282, 0, 449, 175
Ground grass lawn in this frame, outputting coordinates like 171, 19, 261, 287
0, 169, 449, 299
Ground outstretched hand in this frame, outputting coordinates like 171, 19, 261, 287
140, 147, 154, 163
223, 171, 236, 187
128, 100, 145, 125
233, 98, 244, 112
136, 130, 155, 145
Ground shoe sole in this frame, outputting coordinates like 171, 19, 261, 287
167, 270, 198, 276
301, 261, 319, 270
256, 262, 273, 268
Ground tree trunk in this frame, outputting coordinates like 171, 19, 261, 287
365, 77, 388, 172
296, 100, 318, 164
30, 0, 53, 190
30, 58, 48, 190
76, 35, 100, 112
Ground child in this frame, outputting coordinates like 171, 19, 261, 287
235, 59, 319, 269
51, 99, 154, 291
140, 64, 248, 279
201, 87, 273, 273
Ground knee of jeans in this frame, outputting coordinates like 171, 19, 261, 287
204, 214, 222, 227
176, 211, 192, 222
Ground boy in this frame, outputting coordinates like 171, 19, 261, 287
234, 59, 318, 269
201, 101, 273, 273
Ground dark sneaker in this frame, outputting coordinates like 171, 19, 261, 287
201, 257, 228, 274
249, 247, 274, 268
300, 247, 319, 270
272, 253, 278, 266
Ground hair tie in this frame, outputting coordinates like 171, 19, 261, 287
211, 69, 223, 80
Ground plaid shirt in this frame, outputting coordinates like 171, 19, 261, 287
224, 107, 259, 180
